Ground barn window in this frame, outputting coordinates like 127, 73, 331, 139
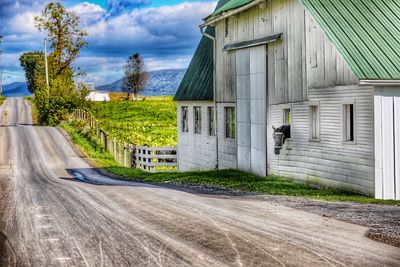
225, 17, 230, 37
194, 106, 202, 134
309, 104, 320, 141
208, 107, 215, 136
225, 107, 236, 139
343, 104, 355, 142
181, 106, 188, 132
283, 108, 291, 125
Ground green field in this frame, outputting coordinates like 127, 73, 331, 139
89, 96, 177, 146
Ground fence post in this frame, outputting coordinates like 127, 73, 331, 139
103, 131, 108, 151
113, 138, 117, 160
123, 143, 126, 167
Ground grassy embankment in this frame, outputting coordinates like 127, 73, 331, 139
60, 93, 400, 205
24, 96, 39, 124
0, 96, 5, 106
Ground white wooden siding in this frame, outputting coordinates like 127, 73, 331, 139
236, 46, 267, 176
217, 103, 238, 169
374, 87, 400, 200
177, 102, 217, 171
214, 0, 359, 106
268, 85, 375, 195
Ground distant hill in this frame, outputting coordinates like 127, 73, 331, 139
96, 69, 186, 96
2, 82, 31, 97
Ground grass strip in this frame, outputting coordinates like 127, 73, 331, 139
61, 121, 400, 206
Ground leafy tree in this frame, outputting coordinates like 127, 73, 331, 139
35, 2, 88, 75
123, 53, 149, 100
19, 52, 47, 93
19, 2, 90, 125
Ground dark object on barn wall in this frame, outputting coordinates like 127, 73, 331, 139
272, 125, 291, 155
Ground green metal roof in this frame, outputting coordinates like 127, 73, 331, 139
302, 0, 400, 80
210, 0, 252, 17
174, 0, 231, 101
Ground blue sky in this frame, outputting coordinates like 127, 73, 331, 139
0, 0, 216, 85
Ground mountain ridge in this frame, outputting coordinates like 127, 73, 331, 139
96, 68, 186, 96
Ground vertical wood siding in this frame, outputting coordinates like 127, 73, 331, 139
215, 0, 359, 105
374, 87, 400, 200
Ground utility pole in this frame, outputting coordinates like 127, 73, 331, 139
0, 67, 2, 96
44, 38, 49, 99
0, 35, 3, 96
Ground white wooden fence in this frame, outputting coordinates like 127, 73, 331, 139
71, 109, 177, 172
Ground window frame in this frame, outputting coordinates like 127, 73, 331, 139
342, 101, 356, 144
225, 106, 236, 139
208, 106, 216, 136
309, 101, 320, 142
225, 17, 230, 37
194, 106, 202, 135
283, 106, 291, 126
181, 106, 189, 133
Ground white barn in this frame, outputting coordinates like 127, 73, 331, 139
174, 0, 400, 200
85, 92, 110, 102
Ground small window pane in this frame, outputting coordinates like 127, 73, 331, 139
208, 107, 215, 136
181, 106, 188, 132
309, 105, 319, 140
343, 104, 354, 141
225, 18, 229, 37
283, 109, 291, 125
194, 107, 202, 134
225, 107, 236, 139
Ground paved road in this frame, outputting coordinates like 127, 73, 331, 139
0, 97, 399, 266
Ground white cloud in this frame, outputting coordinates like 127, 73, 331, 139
1, 1, 217, 85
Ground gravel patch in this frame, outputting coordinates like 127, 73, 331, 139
255, 195, 400, 248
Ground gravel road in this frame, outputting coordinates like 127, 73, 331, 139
0, 97, 399, 266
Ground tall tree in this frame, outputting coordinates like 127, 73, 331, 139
34, 2, 88, 76
20, 52, 46, 93
123, 53, 149, 100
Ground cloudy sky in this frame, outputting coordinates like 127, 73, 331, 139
0, 0, 216, 85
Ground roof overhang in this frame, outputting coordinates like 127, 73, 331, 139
359, 80, 400, 87
200, 0, 266, 28
223, 33, 282, 51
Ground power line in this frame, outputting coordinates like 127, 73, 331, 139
2, 71, 24, 77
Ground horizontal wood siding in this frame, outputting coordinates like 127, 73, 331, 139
268, 85, 374, 194
177, 102, 217, 171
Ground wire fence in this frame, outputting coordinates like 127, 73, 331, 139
71, 109, 177, 172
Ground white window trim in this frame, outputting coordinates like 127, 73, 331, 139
341, 100, 357, 145
282, 104, 292, 125
224, 106, 236, 140
281, 104, 292, 141
309, 101, 320, 142
181, 106, 189, 134
194, 106, 202, 135
208, 106, 216, 136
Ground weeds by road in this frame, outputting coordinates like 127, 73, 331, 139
61, 121, 400, 206
24, 96, 39, 124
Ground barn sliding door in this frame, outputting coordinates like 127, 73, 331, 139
236, 45, 267, 176
374, 87, 400, 200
